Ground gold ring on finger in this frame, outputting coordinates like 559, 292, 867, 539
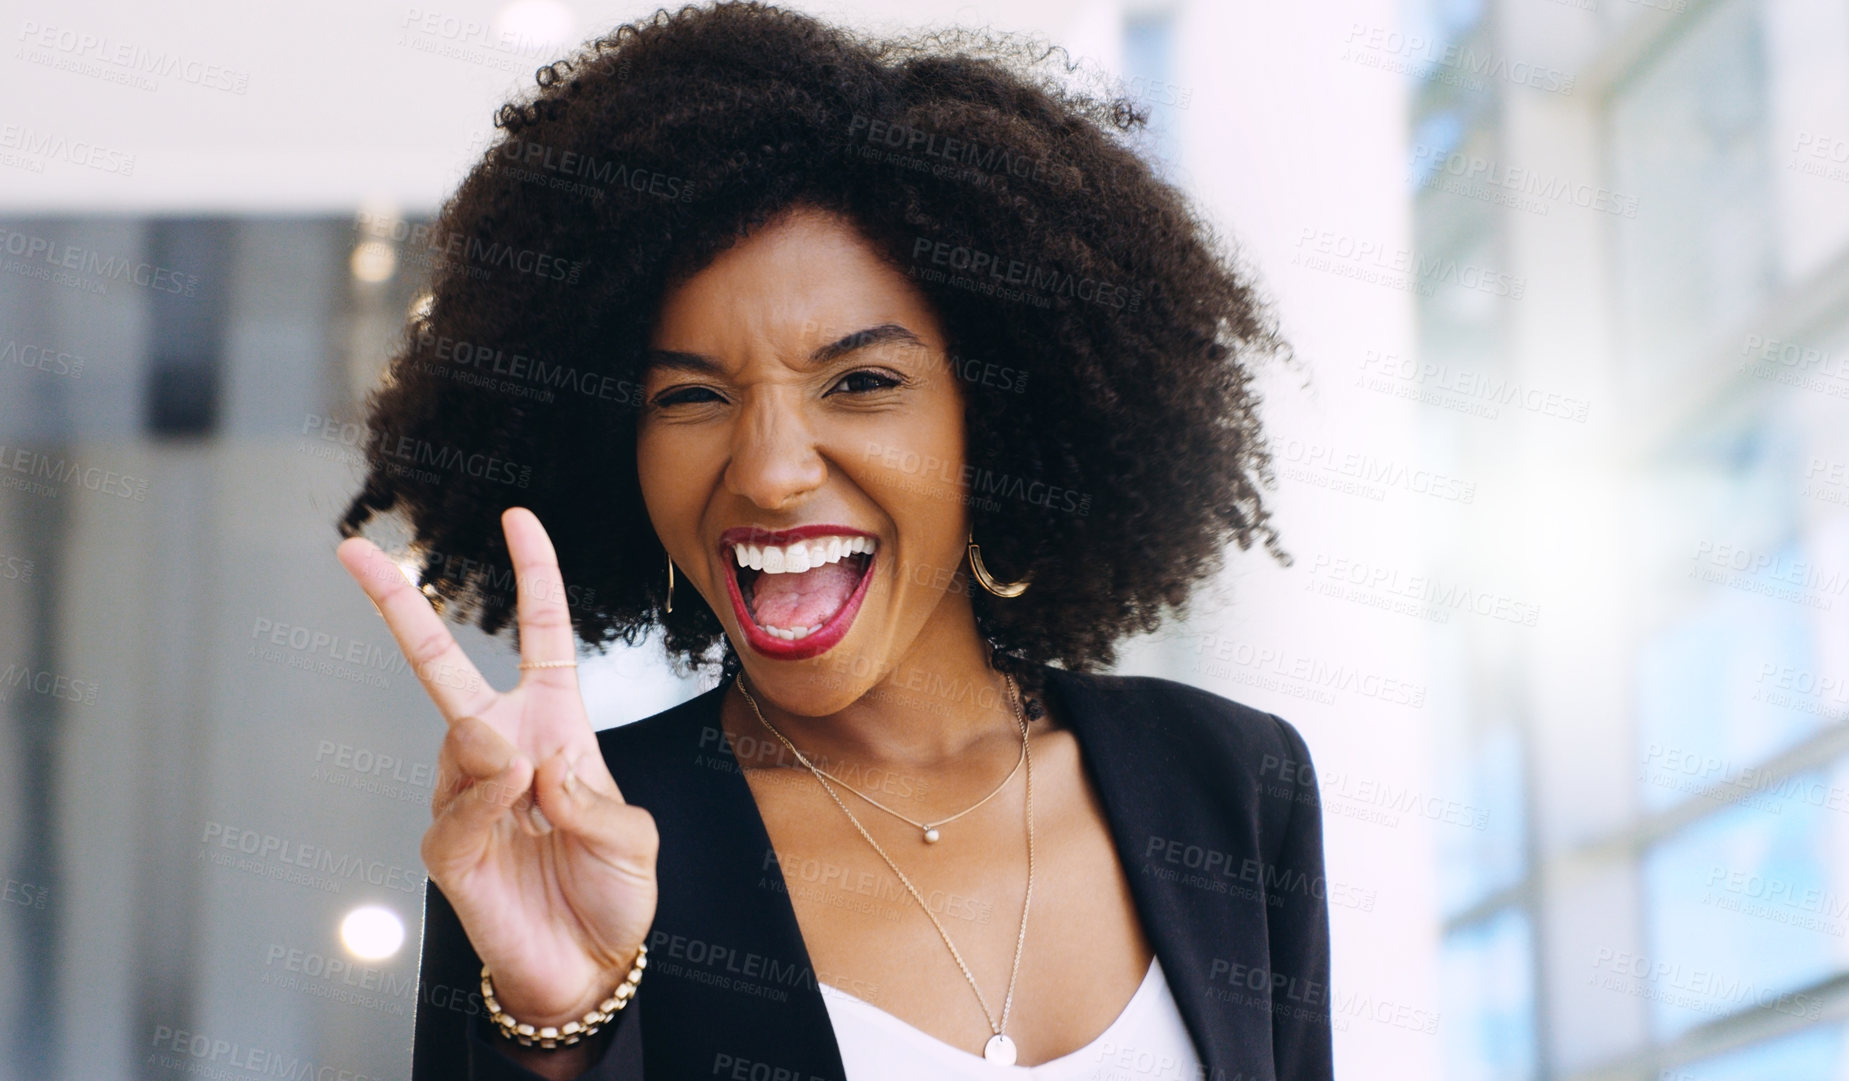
518, 659, 579, 669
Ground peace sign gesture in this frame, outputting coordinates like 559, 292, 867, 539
335, 507, 659, 1034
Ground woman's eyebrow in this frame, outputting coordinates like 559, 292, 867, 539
642, 323, 927, 373
810, 323, 927, 364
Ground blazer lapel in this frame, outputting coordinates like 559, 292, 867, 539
607, 680, 852, 1080
1045, 666, 1273, 1081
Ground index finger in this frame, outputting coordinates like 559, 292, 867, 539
335, 535, 497, 724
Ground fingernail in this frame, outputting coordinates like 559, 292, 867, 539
562, 751, 584, 796
527, 800, 553, 833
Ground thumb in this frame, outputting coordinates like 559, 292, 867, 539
531, 747, 601, 833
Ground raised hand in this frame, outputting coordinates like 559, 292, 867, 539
335, 507, 659, 1030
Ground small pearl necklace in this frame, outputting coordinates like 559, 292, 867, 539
745, 686, 1027, 845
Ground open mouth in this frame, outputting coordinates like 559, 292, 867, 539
718, 526, 878, 660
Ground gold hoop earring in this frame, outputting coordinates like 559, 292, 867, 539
665, 554, 676, 614
967, 532, 1030, 597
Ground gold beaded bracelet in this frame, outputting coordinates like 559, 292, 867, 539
481, 944, 648, 1049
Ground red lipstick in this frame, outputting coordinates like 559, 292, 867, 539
717, 524, 878, 661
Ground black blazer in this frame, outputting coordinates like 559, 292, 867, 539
412, 664, 1335, 1081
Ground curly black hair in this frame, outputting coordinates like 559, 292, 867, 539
335, 0, 1294, 704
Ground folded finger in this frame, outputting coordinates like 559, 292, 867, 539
422, 752, 535, 880
433, 714, 524, 819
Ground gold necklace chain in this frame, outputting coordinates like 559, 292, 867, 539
764, 688, 1026, 844
735, 673, 1035, 1062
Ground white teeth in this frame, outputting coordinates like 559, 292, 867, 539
728, 535, 876, 575
760, 622, 821, 640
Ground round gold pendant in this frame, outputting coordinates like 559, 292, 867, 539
983, 1033, 1016, 1064
923, 827, 941, 843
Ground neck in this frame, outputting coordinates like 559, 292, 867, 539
726, 593, 1026, 778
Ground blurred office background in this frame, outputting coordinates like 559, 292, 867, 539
1, 0, 1845, 1078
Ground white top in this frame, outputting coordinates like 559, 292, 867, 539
818, 955, 1206, 1080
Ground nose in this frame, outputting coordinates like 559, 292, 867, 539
723, 386, 828, 511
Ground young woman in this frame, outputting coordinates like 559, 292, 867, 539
333, 4, 1329, 1079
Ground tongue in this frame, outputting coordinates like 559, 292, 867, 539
750, 560, 862, 630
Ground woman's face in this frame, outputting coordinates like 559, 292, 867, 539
637, 205, 974, 711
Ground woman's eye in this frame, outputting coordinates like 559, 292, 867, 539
652, 386, 724, 407
829, 369, 902, 395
